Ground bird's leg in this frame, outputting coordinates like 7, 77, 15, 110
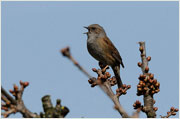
98, 62, 109, 73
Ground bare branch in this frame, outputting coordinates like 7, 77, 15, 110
160, 107, 179, 118
137, 42, 157, 118
1, 81, 38, 118
1, 81, 69, 118
61, 47, 92, 78
61, 46, 132, 118
1, 86, 17, 105
91, 67, 130, 118
1, 108, 16, 118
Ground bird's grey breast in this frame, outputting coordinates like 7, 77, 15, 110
87, 37, 104, 62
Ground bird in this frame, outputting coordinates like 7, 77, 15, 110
84, 24, 124, 88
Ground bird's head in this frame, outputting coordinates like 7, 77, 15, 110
84, 24, 106, 38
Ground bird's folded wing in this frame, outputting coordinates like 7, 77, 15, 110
102, 37, 124, 68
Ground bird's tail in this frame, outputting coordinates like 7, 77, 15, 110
112, 66, 123, 88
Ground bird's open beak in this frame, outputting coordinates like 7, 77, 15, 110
84, 26, 88, 29
83, 26, 88, 34
83, 32, 88, 34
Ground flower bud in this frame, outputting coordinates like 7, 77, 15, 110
92, 68, 97, 72
155, 82, 160, 88
23, 82, 29, 87
151, 90, 155, 94
2, 106, 8, 111
139, 74, 145, 80
9, 90, 14, 94
105, 72, 111, 78
150, 85, 154, 89
149, 79, 153, 84
127, 85, 131, 89
153, 107, 158, 111
88, 79, 93, 84
138, 62, 142, 67
91, 83, 96, 87
102, 75, 107, 79
144, 78, 148, 82
133, 103, 136, 107
20, 80, 24, 85
155, 89, 160, 93
122, 90, 126, 94
122, 84, 126, 88
137, 85, 141, 88
171, 107, 175, 111
144, 87, 148, 91
116, 88, 120, 92
149, 74, 154, 79
136, 100, 141, 105
153, 79, 157, 84
147, 56, 151, 61
175, 108, 179, 112
139, 80, 144, 84
138, 88, 142, 91
14, 85, 18, 92
145, 66, 149, 73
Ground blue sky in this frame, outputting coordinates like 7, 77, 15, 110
1, 1, 179, 118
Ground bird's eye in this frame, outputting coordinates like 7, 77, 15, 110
91, 27, 96, 30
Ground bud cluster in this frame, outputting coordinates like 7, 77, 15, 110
133, 100, 158, 112
167, 107, 179, 116
137, 73, 160, 96
9, 80, 29, 97
160, 107, 179, 118
1, 81, 30, 118
88, 77, 97, 87
88, 67, 111, 87
61, 47, 70, 57
133, 100, 142, 110
116, 84, 131, 97
90, 66, 130, 97
109, 76, 117, 86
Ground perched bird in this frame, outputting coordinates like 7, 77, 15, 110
84, 24, 124, 88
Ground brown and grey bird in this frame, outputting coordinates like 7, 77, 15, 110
84, 24, 124, 88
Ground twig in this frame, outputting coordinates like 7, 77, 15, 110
1, 87, 17, 105
61, 46, 132, 118
137, 42, 157, 118
2, 81, 70, 118
61, 47, 91, 78
1, 81, 38, 118
90, 66, 130, 117
1, 108, 16, 118
160, 107, 179, 118
94, 68, 130, 118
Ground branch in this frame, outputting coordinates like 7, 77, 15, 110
137, 42, 158, 118
1, 86, 17, 105
160, 107, 179, 118
1, 81, 69, 118
61, 47, 133, 118
61, 47, 91, 78
89, 67, 131, 118
1, 81, 38, 118
40, 95, 69, 118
